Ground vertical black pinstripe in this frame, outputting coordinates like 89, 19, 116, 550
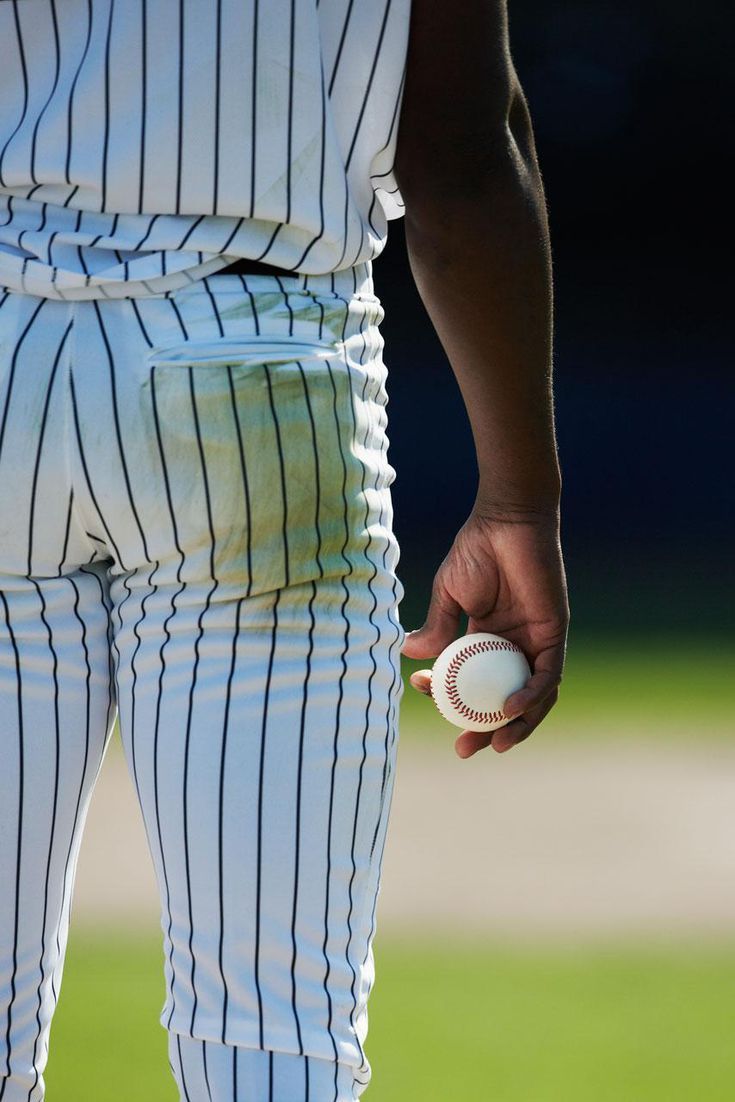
213, 365, 256, 1045
0, 1, 29, 189
138, 0, 149, 214
345, 1, 393, 173
201, 1040, 213, 1102
175, 0, 185, 216
63, 0, 92, 193
249, 0, 297, 264
248, 0, 259, 221
317, 352, 356, 1073
253, 602, 282, 1048
181, 363, 223, 1034
176, 1034, 191, 1102
214, 601, 240, 1040
148, 361, 189, 1033
212, 0, 223, 215
29, 0, 61, 187
284, 0, 296, 227
286, 364, 321, 1056
100, 0, 115, 213
327, 1, 355, 274
59, 490, 74, 574
0, 593, 23, 1101
291, 13, 329, 271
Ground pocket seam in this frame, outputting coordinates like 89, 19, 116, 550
145, 336, 343, 368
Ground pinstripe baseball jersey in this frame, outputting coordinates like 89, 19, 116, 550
0, 0, 411, 301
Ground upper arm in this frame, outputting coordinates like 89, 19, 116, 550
394, 0, 521, 203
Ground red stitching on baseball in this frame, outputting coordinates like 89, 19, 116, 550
433, 639, 522, 725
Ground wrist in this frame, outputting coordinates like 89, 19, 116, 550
471, 492, 561, 526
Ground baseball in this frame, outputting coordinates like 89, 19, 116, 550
430, 632, 531, 732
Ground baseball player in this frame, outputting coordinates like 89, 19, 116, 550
0, 2, 568, 1101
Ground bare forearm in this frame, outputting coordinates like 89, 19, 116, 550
396, 2, 569, 750
402, 101, 560, 518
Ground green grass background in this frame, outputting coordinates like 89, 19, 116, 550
43, 638, 734, 1099
47, 932, 735, 1102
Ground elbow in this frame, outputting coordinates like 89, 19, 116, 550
396, 79, 539, 216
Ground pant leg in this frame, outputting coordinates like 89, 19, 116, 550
168, 1035, 368, 1102
70, 268, 405, 1100
0, 567, 117, 1102
113, 565, 403, 1102
0, 292, 118, 1101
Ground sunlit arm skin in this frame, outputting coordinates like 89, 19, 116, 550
393, 0, 569, 757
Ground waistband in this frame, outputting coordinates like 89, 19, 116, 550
173, 259, 378, 304
0, 258, 386, 363
0, 256, 378, 307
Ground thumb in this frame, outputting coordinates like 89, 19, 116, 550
401, 579, 462, 660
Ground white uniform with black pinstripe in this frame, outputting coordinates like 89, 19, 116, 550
0, 2, 411, 1100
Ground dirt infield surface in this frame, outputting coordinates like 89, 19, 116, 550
69, 733, 735, 941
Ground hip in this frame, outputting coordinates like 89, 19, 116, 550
0, 262, 403, 604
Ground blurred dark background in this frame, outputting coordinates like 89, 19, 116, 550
374, 0, 733, 641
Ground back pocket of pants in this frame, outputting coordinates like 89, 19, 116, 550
141, 335, 378, 596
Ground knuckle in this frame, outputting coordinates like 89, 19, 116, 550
428, 577, 447, 607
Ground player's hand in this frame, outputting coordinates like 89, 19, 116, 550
400, 504, 569, 758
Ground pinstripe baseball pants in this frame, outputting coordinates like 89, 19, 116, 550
0, 262, 406, 1101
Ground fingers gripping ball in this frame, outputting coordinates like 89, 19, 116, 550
430, 633, 531, 732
